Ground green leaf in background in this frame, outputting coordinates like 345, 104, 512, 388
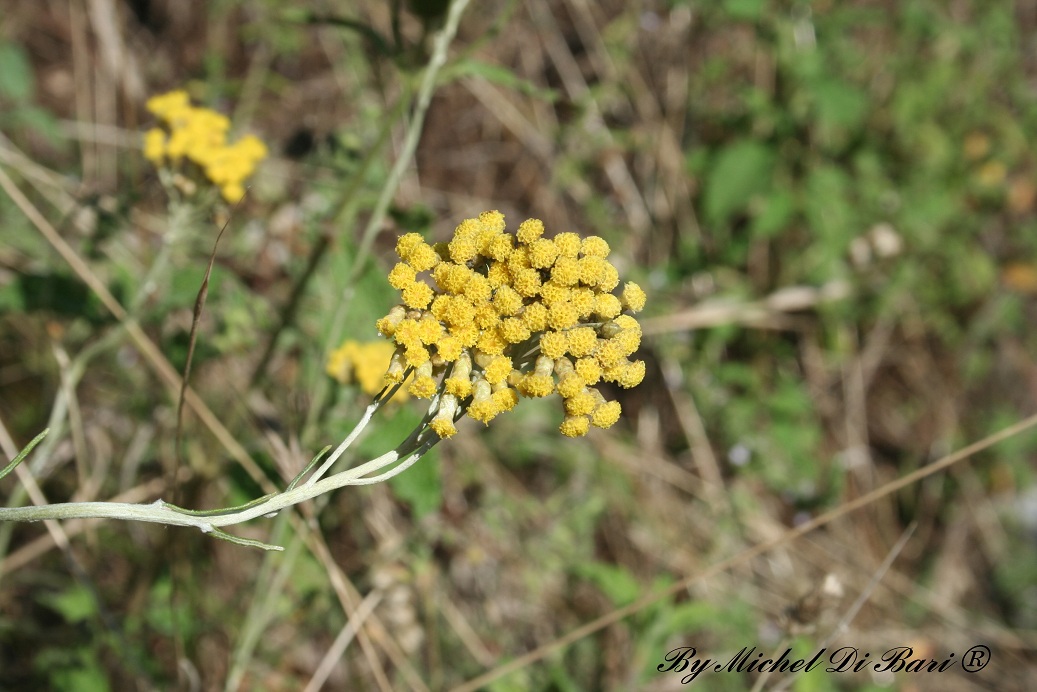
803, 163, 853, 255
764, 376, 823, 492
143, 577, 176, 636
812, 79, 869, 132
573, 561, 640, 607
751, 189, 795, 239
704, 140, 775, 227
168, 264, 226, 307
35, 648, 111, 692
9, 104, 62, 145
910, 120, 955, 173
0, 42, 33, 103
803, 164, 851, 230
546, 659, 583, 692
50, 662, 110, 692
724, 0, 766, 22
639, 599, 730, 652
388, 449, 442, 517
38, 584, 97, 624
811, 78, 869, 152
0, 280, 24, 313
487, 668, 533, 692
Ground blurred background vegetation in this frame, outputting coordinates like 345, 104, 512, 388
1, 0, 1036, 689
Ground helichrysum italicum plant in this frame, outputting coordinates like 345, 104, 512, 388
0, 211, 645, 549
143, 89, 267, 203
369, 210, 646, 439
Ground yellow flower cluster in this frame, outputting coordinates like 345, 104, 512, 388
143, 90, 267, 203
376, 211, 646, 439
326, 340, 410, 402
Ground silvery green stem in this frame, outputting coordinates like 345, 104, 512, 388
305, 402, 379, 485
0, 444, 438, 551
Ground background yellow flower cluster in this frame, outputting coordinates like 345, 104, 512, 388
325, 339, 410, 403
143, 90, 267, 202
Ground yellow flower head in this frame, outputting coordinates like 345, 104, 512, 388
143, 89, 267, 202
374, 212, 646, 438
143, 128, 167, 164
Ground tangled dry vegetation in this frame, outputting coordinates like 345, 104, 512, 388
1, 1, 1036, 690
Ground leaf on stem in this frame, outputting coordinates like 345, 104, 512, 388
0, 428, 49, 482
